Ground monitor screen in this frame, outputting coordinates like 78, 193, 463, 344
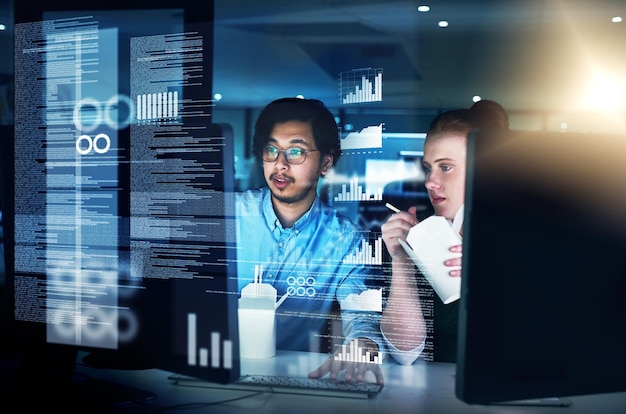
6, 0, 435, 402
457, 128, 626, 404
9, 0, 241, 386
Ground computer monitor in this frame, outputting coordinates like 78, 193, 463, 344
457, 128, 626, 404
8, 0, 241, 396
6, 0, 436, 402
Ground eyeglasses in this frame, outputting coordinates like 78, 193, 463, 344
262, 145, 320, 165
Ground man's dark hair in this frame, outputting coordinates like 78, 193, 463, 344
252, 98, 341, 166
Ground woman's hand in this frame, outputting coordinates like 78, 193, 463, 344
445, 244, 463, 277
381, 206, 419, 259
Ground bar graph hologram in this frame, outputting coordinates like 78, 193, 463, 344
340, 68, 383, 104
187, 312, 233, 370
334, 338, 382, 364
137, 90, 179, 121
333, 176, 383, 202
344, 236, 384, 266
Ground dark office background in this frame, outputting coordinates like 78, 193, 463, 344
1, 0, 626, 335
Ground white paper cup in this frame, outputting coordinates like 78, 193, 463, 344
238, 298, 276, 359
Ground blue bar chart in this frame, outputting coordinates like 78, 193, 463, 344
334, 339, 382, 364
137, 90, 179, 121
340, 68, 383, 104
344, 236, 384, 266
187, 313, 233, 369
333, 176, 383, 202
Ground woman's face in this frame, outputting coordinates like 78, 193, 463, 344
422, 133, 467, 220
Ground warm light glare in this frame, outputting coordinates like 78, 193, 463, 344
582, 73, 625, 111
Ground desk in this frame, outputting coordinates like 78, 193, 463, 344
71, 351, 626, 414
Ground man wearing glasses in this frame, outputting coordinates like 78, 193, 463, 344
236, 98, 384, 385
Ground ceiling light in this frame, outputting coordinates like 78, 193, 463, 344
472, 96, 481, 102
438, 21, 449, 28
612, 16, 622, 23
417, 5, 430, 13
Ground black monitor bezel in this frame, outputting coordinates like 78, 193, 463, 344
9, 0, 241, 386
456, 128, 626, 404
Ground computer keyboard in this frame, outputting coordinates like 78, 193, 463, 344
169, 374, 383, 399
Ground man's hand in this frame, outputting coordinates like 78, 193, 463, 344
307, 338, 384, 385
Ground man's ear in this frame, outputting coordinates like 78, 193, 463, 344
320, 155, 333, 177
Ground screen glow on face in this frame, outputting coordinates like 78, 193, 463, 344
262, 145, 318, 165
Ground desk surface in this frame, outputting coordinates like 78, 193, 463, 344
70, 351, 626, 414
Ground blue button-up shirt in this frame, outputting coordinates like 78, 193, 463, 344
236, 188, 383, 353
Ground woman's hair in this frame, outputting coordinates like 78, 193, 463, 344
252, 97, 341, 166
426, 99, 509, 139
468, 99, 509, 130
